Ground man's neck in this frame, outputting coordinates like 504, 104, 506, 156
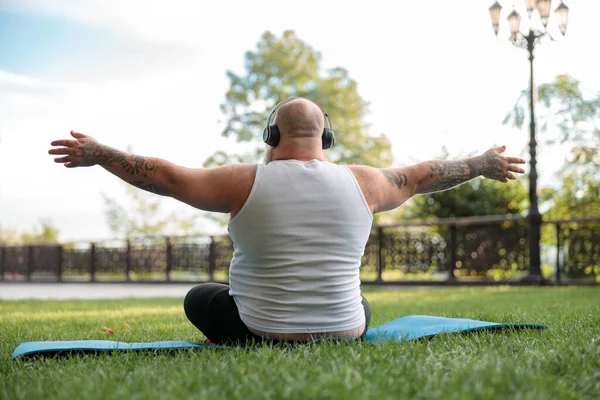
268, 141, 325, 163
271, 154, 325, 162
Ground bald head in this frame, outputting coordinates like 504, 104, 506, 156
274, 98, 325, 140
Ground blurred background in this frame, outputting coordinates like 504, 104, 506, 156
0, 0, 598, 283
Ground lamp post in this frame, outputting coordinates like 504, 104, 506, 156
488, 1, 569, 282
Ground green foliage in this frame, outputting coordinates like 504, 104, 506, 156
1, 288, 599, 400
205, 30, 393, 167
0, 219, 59, 245
405, 178, 528, 219
504, 74, 599, 219
403, 149, 528, 219
102, 183, 201, 238
103, 147, 202, 238
0, 224, 18, 244
541, 170, 600, 220
504, 74, 599, 143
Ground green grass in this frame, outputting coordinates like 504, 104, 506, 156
1, 287, 599, 400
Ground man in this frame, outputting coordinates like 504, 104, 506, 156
48, 97, 526, 344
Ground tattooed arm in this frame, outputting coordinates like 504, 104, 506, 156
415, 145, 526, 193
49, 131, 174, 195
49, 131, 255, 213
350, 145, 526, 214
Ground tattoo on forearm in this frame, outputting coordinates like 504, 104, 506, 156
82, 141, 166, 195
424, 176, 472, 191
380, 169, 408, 189
464, 158, 480, 179
422, 159, 480, 192
428, 161, 468, 177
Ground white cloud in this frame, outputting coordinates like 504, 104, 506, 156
0, 70, 43, 88
0, 65, 232, 241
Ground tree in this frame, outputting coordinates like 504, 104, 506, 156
504, 74, 599, 219
102, 183, 202, 238
0, 219, 60, 245
0, 225, 19, 244
541, 170, 599, 220
405, 179, 528, 220
504, 74, 598, 280
204, 30, 393, 168
102, 147, 203, 238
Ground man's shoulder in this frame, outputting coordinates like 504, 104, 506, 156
201, 164, 257, 194
345, 164, 379, 177
226, 163, 258, 183
218, 163, 258, 175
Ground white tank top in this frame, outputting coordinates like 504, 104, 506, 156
228, 159, 373, 334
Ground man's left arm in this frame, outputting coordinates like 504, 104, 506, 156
414, 145, 526, 194
351, 145, 526, 214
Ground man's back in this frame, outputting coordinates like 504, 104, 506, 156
228, 159, 373, 334
48, 97, 525, 344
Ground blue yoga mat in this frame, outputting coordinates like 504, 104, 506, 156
364, 315, 545, 344
11, 315, 545, 360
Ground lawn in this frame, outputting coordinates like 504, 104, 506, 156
1, 287, 599, 400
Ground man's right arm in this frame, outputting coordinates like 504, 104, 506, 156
351, 146, 526, 214
49, 131, 255, 214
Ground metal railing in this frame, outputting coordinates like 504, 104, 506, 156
1, 215, 598, 284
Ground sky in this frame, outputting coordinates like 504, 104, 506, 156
0, 0, 598, 242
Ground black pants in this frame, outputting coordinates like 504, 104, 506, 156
184, 283, 371, 345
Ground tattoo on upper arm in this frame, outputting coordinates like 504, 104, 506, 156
380, 169, 408, 190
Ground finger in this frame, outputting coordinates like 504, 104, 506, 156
505, 172, 517, 180
507, 165, 526, 174
495, 145, 507, 153
50, 139, 75, 147
506, 156, 526, 164
70, 130, 87, 139
65, 162, 77, 168
48, 148, 71, 155
54, 156, 72, 163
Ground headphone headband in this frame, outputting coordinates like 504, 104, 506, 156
263, 97, 335, 149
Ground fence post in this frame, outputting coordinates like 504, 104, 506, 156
0, 246, 5, 281
26, 246, 34, 282
125, 240, 132, 282
56, 245, 63, 282
208, 237, 216, 282
449, 224, 458, 280
555, 223, 561, 284
90, 243, 96, 282
376, 227, 384, 282
166, 237, 172, 282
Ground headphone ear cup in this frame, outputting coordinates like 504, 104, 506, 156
264, 124, 281, 147
322, 128, 335, 149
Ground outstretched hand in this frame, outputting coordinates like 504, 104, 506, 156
480, 145, 526, 183
49, 130, 99, 168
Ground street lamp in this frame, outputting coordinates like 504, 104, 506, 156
488, 0, 569, 282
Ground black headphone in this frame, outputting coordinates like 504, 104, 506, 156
262, 97, 335, 149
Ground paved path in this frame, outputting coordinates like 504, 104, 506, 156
0, 282, 438, 300
0, 283, 197, 300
